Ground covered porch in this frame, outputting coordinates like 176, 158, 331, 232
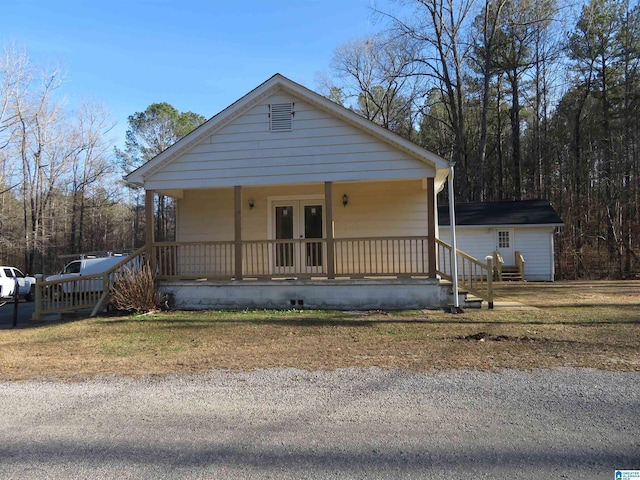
147, 178, 438, 281
145, 178, 492, 310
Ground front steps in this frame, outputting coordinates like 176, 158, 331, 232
500, 266, 523, 281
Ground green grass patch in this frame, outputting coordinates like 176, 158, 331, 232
1, 281, 638, 380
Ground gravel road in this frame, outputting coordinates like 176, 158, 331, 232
0, 368, 638, 479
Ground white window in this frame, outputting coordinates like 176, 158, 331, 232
269, 103, 293, 132
498, 230, 510, 249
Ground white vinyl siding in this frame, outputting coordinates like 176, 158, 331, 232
144, 93, 435, 190
177, 188, 235, 242
438, 226, 556, 281
332, 180, 428, 238
513, 228, 555, 281
178, 180, 428, 243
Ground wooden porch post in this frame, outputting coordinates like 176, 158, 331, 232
426, 177, 437, 277
145, 189, 156, 271
234, 185, 243, 280
325, 181, 335, 279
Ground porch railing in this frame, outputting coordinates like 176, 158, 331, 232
435, 238, 494, 308
334, 236, 430, 277
32, 237, 495, 318
153, 239, 494, 309
154, 236, 433, 280
32, 246, 147, 320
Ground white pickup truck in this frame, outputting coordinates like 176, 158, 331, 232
0, 266, 36, 302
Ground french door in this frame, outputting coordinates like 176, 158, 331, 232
272, 199, 324, 275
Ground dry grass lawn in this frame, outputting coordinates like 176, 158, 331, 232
1, 281, 638, 380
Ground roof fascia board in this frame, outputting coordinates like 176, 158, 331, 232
440, 223, 564, 228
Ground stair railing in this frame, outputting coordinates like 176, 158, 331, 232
515, 251, 525, 280
32, 246, 147, 321
436, 238, 494, 309
493, 251, 504, 281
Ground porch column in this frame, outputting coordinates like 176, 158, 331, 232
234, 185, 243, 280
145, 189, 156, 272
324, 181, 335, 279
426, 177, 437, 277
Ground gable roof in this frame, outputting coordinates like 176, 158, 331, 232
438, 200, 564, 227
125, 73, 450, 188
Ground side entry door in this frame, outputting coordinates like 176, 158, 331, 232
495, 228, 515, 265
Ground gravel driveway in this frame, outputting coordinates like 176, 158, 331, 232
0, 368, 638, 479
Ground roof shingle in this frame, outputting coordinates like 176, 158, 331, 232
438, 199, 563, 226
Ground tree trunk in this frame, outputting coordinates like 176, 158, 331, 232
509, 69, 522, 200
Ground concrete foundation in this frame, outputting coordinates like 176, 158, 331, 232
160, 278, 455, 310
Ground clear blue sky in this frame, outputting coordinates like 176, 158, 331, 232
3, 0, 390, 145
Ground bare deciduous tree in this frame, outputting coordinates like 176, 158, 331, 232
385, 0, 476, 199
330, 33, 422, 139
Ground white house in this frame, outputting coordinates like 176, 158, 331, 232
438, 200, 563, 281
123, 74, 494, 309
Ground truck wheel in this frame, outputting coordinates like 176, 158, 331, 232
25, 286, 35, 302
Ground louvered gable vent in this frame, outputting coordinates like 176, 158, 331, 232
269, 102, 294, 132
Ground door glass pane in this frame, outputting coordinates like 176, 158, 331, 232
304, 205, 323, 239
304, 205, 323, 267
498, 231, 510, 249
275, 206, 294, 267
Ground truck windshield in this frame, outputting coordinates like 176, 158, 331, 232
63, 262, 81, 274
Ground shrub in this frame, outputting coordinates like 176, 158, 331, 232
110, 264, 165, 313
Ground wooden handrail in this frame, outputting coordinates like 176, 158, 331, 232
493, 251, 504, 281
32, 246, 147, 321
515, 251, 525, 279
435, 238, 494, 308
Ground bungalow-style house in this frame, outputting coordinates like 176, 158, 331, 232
124, 74, 494, 310
438, 200, 564, 281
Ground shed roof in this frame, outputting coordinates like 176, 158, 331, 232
438, 200, 563, 227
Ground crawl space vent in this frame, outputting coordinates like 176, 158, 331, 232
269, 103, 294, 132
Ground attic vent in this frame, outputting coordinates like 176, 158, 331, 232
269, 103, 294, 132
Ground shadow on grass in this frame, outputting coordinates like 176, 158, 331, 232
16, 310, 104, 330
12, 310, 371, 330
520, 302, 640, 309
94, 310, 640, 329
98, 316, 415, 329
16, 298, 640, 330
